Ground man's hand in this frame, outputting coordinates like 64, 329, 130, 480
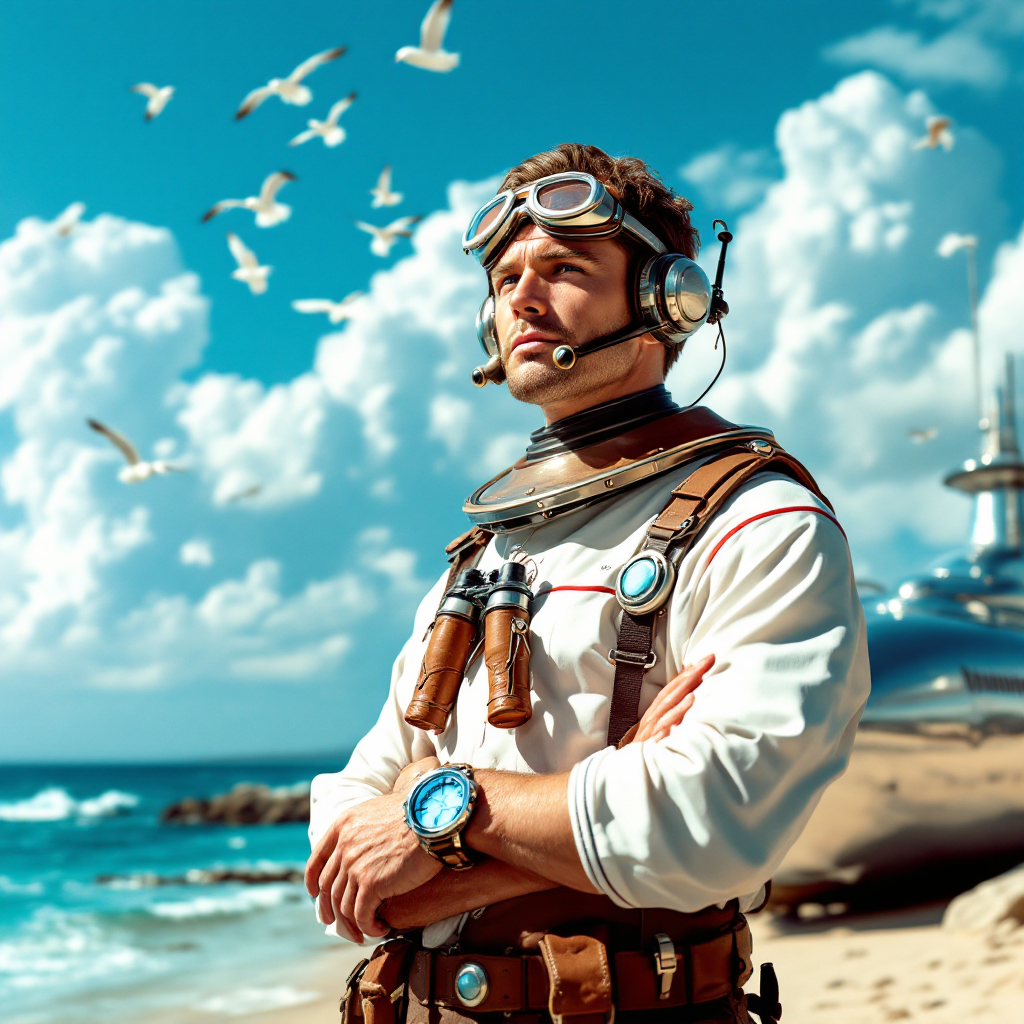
633, 653, 714, 743
304, 757, 442, 944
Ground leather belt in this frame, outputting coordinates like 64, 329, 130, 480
407, 918, 752, 1017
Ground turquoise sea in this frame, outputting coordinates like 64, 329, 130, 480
0, 761, 348, 1023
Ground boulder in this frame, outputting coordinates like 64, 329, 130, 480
160, 782, 310, 826
943, 862, 1024, 933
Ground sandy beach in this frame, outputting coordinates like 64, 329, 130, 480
153, 903, 1024, 1024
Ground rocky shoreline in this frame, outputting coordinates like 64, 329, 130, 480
160, 781, 310, 825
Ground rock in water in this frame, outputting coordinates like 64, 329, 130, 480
943, 862, 1024, 933
160, 782, 310, 825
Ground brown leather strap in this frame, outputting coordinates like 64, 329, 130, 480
606, 439, 833, 746
359, 940, 414, 1024
444, 526, 493, 589
405, 918, 752, 1018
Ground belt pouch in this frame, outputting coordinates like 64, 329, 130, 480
342, 957, 369, 1024
537, 934, 613, 1024
358, 940, 414, 1024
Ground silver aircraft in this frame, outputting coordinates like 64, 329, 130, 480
774, 355, 1024, 909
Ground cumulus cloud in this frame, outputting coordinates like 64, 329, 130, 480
671, 70, 1010, 580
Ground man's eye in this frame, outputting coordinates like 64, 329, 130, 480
555, 263, 584, 275
497, 275, 518, 291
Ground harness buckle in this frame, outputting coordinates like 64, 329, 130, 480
609, 648, 658, 669
653, 933, 677, 1000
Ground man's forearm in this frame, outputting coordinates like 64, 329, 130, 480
463, 770, 599, 893
379, 857, 557, 929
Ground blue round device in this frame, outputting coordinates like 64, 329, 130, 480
405, 766, 474, 836
615, 549, 677, 616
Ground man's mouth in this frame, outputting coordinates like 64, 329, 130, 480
509, 330, 565, 358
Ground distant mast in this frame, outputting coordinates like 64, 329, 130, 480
945, 353, 1024, 553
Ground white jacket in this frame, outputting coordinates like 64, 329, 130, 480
309, 461, 870, 925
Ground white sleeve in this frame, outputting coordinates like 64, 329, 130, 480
307, 572, 447, 850
568, 506, 871, 911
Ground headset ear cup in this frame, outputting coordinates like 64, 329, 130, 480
636, 254, 711, 345
476, 295, 499, 358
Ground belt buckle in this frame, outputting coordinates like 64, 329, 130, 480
653, 933, 677, 1000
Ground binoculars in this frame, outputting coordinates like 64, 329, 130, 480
405, 562, 533, 734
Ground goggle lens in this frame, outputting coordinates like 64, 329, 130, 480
534, 180, 593, 213
467, 196, 509, 245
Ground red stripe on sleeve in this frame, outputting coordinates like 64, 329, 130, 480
704, 505, 845, 569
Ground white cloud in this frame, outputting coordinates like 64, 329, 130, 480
680, 145, 779, 210
672, 70, 1010, 580
179, 538, 214, 567
825, 26, 1008, 88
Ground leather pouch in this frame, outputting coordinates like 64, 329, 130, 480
358, 939, 414, 1024
537, 934, 613, 1024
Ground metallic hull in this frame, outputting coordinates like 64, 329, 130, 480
776, 610, 1024, 900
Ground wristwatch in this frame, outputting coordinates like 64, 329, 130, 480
403, 764, 478, 871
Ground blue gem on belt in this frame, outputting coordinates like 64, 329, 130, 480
455, 962, 490, 1007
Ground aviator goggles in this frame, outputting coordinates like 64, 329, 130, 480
462, 172, 667, 270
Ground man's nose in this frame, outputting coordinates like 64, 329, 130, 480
509, 268, 549, 320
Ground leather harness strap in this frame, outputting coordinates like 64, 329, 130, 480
607, 439, 833, 746
443, 525, 494, 588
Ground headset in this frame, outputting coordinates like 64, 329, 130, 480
471, 222, 733, 388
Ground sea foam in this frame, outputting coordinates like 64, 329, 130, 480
194, 985, 320, 1016
147, 884, 298, 920
0, 788, 139, 822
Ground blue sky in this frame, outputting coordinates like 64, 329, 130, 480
1, 0, 1022, 761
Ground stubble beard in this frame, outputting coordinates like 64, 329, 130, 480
502, 319, 639, 409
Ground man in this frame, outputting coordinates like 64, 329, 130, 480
306, 144, 870, 1024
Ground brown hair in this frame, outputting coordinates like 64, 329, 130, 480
500, 144, 699, 370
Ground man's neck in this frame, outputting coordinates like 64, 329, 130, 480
539, 368, 667, 424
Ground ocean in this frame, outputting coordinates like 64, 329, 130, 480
0, 760, 350, 1023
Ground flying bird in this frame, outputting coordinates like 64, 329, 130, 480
54, 202, 85, 237
370, 165, 403, 208
937, 232, 978, 258
87, 419, 186, 483
227, 233, 271, 295
235, 47, 346, 120
908, 427, 939, 443
202, 171, 297, 227
130, 82, 174, 121
912, 116, 954, 152
289, 92, 356, 147
292, 292, 364, 323
395, 0, 459, 72
227, 484, 262, 503
355, 216, 422, 257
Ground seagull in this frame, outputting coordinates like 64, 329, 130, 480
87, 419, 187, 483
130, 83, 174, 121
54, 202, 85, 237
227, 233, 271, 295
289, 92, 356, 147
292, 292, 364, 323
202, 171, 297, 227
395, 0, 459, 72
908, 427, 939, 443
370, 165, 403, 208
235, 47, 347, 120
938, 232, 978, 258
355, 216, 422, 257
912, 116, 954, 151
227, 484, 262, 503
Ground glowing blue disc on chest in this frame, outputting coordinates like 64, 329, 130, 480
615, 550, 676, 616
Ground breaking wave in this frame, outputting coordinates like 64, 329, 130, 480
0, 788, 139, 823
194, 985, 320, 1016
146, 884, 299, 920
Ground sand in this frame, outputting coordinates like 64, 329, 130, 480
162, 907, 1024, 1024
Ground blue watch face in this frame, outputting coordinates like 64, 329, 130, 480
409, 770, 470, 834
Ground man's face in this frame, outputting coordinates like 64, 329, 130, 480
489, 223, 645, 408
